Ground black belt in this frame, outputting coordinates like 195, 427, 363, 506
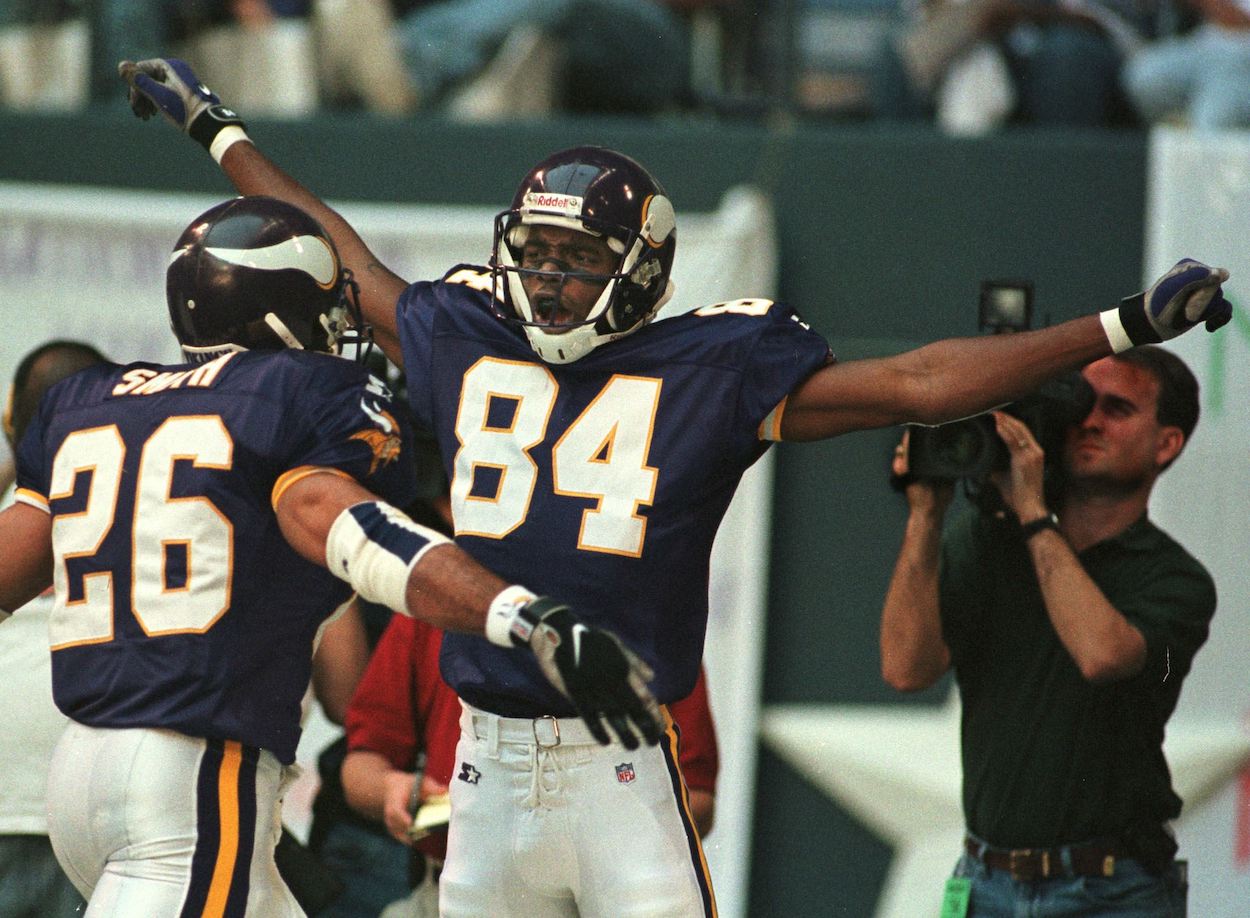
965, 836, 1128, 882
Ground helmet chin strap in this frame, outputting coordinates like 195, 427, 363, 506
265, 313, 305, 350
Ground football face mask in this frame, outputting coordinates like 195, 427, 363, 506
490, 147, 676, 365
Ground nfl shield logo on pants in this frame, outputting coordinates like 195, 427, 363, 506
615, 762, 636, 784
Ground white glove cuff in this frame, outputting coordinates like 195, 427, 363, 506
485, 585, 539, 647
1099, 307, 1135, 354
210, 125, 250, 164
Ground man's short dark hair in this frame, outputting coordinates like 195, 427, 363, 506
5, 340, 109, 447
1113, 345, 1200, 467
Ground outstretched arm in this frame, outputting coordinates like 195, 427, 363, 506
781, 261, 1231, 441
118, 58, 408, 365
785, 315, 1107, 440
276, 469, 664, 749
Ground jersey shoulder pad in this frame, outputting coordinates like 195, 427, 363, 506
689, 297, 813, 329
441, 263, 494, 291
690, 297, 781, 319
681, 297, 818, 341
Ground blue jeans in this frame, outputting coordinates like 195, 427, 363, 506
954, 850, 1188, 916
316, 822, 412, 918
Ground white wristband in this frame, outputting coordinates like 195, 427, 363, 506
210, 125, 251, 165
485, 585, 538, 647
325, 501, 450, 615
1099, 307, 1135, 354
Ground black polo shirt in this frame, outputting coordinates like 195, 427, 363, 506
940, 509, 1215, 848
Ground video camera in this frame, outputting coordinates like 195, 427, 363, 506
906, 280, 1095, 497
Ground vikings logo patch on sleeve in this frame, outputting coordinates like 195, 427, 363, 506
349, 423, 402, 475
350, 376, 403, 473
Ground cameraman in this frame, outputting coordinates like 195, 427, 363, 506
881, 346, 1213, 916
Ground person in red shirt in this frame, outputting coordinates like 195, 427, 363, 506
341, 611, 720, 916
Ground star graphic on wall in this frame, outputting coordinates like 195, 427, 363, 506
760, 693, 1250, 918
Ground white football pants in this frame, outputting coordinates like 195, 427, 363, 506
439, 702, 716, 917
46, 722, 303, 917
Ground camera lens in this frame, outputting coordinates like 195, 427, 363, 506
927, 423, 988, 467
907, 416, 1003, 480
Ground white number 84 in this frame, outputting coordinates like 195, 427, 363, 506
451, 358, 661, 558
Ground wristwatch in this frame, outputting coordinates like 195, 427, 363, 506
1019, 512, 1060, 541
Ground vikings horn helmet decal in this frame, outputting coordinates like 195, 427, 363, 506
167, 195, 369, 363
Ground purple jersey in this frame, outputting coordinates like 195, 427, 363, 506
397, 265, 831, 717
14, 350, 417, 763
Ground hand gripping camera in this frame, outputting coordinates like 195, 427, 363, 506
906, 281, 1094, 504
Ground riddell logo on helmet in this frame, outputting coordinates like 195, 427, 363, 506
524, 192, 582, 215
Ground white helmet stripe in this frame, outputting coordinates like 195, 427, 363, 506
204, 235, 338, 287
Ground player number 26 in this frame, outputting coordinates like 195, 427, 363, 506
46, 416, 232, 649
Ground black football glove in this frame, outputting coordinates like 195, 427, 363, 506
1113, 258, 1231, 346
516, 597, 663, 750
118, 57, 246, 153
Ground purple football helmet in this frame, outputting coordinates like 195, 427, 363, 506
491, 146, 677, 364
166, 196, 367, 363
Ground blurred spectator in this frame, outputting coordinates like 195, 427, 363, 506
0, 0, 88, 110
795, 0, 903, 118
873, 0, 1151, 133
10, 0, 415, 117
6, 1, 185, 113
664, 0, 748, 103
170, 0, 319, 116
305, 599, 407, 918
1, 0, 735, 118
1122, 0, 1250, 129
392, 0, 692, 120
86, 0, 167, 106
0, 340, 105, 918
313, 0, 419, 114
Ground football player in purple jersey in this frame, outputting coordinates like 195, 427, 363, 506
118, 58, 1233, 918
0, 196, 659, 917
